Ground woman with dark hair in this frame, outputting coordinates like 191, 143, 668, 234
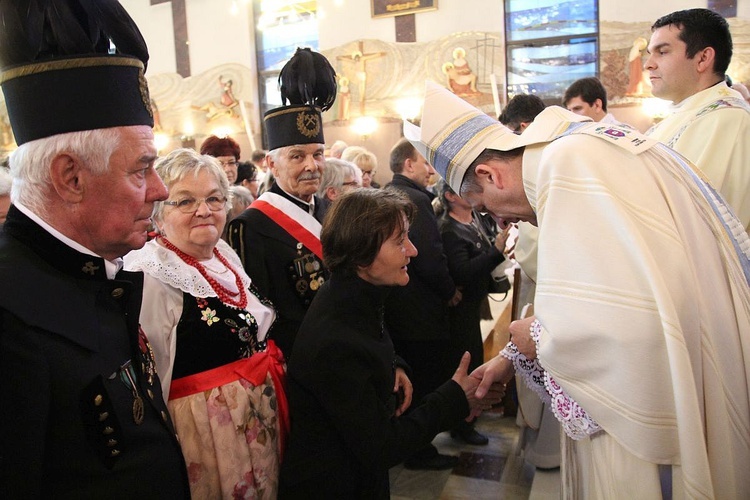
200, 135, 241, 184
278, 188, 504, 498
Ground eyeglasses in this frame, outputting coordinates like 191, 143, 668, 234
342, 181, 359, 187
218, 160, 238, 167
361, 170, 376, 176
163, 196, 227, 213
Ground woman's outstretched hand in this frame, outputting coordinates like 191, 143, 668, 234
452, 352, 505, 419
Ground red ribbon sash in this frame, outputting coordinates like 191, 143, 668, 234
251, 199, 323, 259
168, 341, 290, 458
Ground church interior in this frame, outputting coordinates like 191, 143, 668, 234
2, 0, 745, 189
0, 1, 747, 498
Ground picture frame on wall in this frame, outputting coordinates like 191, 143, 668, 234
371, 0, 437, 18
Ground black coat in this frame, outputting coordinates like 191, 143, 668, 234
279, 273, 469, 499
227, 183, 327, 359
0, 206, 189, 499
383, 175, 457, 341
438, 214, 504, 303
438, 214, 505, 370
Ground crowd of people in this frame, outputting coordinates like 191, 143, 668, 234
1, 3, 748, 500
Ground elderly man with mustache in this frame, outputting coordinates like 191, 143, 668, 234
228, 48, 335, 359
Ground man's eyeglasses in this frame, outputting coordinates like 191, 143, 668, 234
218, 160, 238, 167
163, 196, 227, 213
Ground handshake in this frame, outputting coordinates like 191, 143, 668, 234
452, 351, 513, 420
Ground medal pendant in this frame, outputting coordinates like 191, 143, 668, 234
132, 396, 144, 425
309, 278, 319, 291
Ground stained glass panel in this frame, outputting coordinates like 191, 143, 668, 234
506, 37, 597, 101
504, 0, 598, 102
506, 0, 598, 42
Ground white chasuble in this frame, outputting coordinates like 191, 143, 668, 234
647, 81, 750, 232
524, 133, 750, 499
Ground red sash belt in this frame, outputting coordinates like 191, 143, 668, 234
169, 340, 289, 458
251, 199, 323, 259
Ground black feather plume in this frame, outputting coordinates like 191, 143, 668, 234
278, 47, 337, 112
0, 0, 148, 69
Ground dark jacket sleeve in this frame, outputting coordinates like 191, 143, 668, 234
228, 214, 272, 298
440, 223, 504, 289
0, 312, 50, 497
408, 193, 457, 302
307, 335, 468, 470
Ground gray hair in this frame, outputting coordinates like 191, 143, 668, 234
0, 167, 11, 196
9, 128, 121, 217
152, 148, 230, 227
329, 140, 348, 158
228, 184, 254, 214
267, 146, 284, 163
318, 158, 360, 199
340, 145, 367, 163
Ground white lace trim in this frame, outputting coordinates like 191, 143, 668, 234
125, 239, 252, 299
501, 320, 601, 440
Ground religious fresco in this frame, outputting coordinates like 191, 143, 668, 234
0, 16, 748, 153
321, 32, 505, 123
599, 18, 749, 106
142, 63, 260, 153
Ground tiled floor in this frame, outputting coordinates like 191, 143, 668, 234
388, 409, 560, 499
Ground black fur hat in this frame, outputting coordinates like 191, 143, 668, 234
264, 47, 337, 150
0, 0, 153, 145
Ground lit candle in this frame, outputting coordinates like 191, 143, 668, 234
490, 74, 501, 119
239, 100, 257, 150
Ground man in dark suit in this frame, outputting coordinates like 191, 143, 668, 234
228, 48, 337, 360
0, 1, 189, 497
384, 138, 463, 470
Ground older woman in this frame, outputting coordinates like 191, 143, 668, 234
201, 134, 241, 184
278, 189, 503, 498
124, 149, 287, 499
317, 158, 361, 211
342, 146, 379, 188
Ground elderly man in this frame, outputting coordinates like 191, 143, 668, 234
228, 47, 337, 359
645, 8, 750, 231
406, 81, 750, 498
0, 1, 189, 497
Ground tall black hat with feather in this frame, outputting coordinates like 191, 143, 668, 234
264, 47, 337, 150
0, 0, 153, 145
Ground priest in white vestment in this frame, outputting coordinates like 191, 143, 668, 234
644, 9, 750, 232
405, 80, 750, 499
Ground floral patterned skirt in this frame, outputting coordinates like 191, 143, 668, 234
168, 343, 288, 499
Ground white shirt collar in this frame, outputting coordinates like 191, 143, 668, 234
279, 187, 315, 214
14, 201, 123, 279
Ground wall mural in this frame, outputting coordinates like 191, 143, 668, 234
0, 18, 747, 157
600, 18, 749, 107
